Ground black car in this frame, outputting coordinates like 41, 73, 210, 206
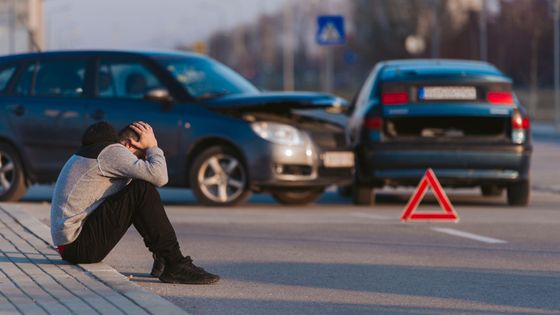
347, 59, 531, 206
0, 50, 354, 206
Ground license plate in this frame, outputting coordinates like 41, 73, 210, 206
418, 86, 477, 101
323, 152, 354, 168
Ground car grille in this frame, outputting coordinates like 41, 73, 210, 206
307, 131, 347, 149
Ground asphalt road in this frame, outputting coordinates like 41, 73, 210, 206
18, 140, 560, 315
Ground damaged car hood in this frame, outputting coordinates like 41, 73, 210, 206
201, 92, 348, 112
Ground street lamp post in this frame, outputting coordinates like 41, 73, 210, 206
283, 0, 295, 91
479, 0, 487, 61
8, 0, 16, 53
431, 0, 440, 58
555, 0, 560, 131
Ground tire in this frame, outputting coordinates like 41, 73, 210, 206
481, 185, 503, 197
352, 184, 375, 205
271, 188, 324, 205
190, 146, 251, 206
506, 180, 530, 206
0, 143, 27, 202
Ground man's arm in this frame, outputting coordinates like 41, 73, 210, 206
98, 122, 168, 187
98, 145, 168, 187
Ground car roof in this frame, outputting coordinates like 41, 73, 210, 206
379, 58, 510, 82
0, 49, 205, 62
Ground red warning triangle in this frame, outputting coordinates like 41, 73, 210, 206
401, 168, 459, 222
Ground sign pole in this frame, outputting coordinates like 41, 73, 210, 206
316, 15, 345, 93
324, 47, 333, 93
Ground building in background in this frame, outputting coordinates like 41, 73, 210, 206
0, 0, 43, 55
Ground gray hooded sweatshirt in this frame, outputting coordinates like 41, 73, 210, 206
50, 144, 168, 246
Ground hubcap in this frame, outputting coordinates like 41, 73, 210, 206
0, 151, 15, 194
198, 153, 246, 203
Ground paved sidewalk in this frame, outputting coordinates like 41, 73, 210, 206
0, 203, 187, 315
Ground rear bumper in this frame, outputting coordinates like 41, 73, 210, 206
357, 143, 531, 187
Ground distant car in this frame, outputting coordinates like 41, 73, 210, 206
0, 50, 353, 206
347, 59, 531, 206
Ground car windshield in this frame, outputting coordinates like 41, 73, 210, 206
157, 57, 259, 100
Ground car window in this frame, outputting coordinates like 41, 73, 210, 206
354, 65, 378, 112
14, 60, 86, 97
0, 65, 16, 92
97, 60, 164, 99
14, 63, 35, 96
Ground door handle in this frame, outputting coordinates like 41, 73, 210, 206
91, 109, 104, 121
8, 104, 25, 116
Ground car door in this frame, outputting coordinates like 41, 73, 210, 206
85, 56, 184, 183
3, 57, 90, 181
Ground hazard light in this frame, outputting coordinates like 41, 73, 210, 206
512, 114, 530, 130
511, 110, 529, 144
381, 92, 409, 105
487, 91, 513, 105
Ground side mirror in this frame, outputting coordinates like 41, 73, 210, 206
144, 88, 174, 111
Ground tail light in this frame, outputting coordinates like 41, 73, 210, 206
381, 92, 409, 105
364, 117, 383, 130
511, 110, 529, 144
487, 91, 513, 105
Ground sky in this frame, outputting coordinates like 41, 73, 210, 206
45, 0, 286, 50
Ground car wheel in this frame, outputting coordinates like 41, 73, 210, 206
0, 143, 27, 202
190, 146, 251, 206
271, 188, 324, 205
352, 184, 375, 205
481, 185, 503, 197
506, 180, 530, 206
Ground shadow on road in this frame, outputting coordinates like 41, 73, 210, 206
192, 262, 560, 313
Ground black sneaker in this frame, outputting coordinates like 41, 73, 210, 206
150, 253, 166, 277
159, 256, 220, 284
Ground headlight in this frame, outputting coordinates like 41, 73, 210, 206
251, 122, 304, 146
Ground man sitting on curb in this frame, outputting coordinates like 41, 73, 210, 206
50, 121, 219, 284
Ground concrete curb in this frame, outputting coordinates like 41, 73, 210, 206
0, 202, 189, 315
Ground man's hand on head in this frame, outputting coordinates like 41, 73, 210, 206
129, 121, 158, 150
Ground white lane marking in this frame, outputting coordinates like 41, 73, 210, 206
351, 212, 392, 220
431, 227, 507, 244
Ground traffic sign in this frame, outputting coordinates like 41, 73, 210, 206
401, 169, 459, 222
316, 15, 345, 45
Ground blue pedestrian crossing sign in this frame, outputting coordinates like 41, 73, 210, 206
316, 15, 345, 45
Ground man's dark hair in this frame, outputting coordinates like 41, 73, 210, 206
118, 125, 140, 143
82, 121, 118, 146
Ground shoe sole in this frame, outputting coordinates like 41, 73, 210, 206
159, 276, 220, 285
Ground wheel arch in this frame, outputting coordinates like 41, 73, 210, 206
184, 137, 249, 188
0, 136, 34, 185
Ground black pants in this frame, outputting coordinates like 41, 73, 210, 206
61, 180, 183, 265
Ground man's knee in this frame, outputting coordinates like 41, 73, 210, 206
128, 180, 161, 202
129, 180, 157, 193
